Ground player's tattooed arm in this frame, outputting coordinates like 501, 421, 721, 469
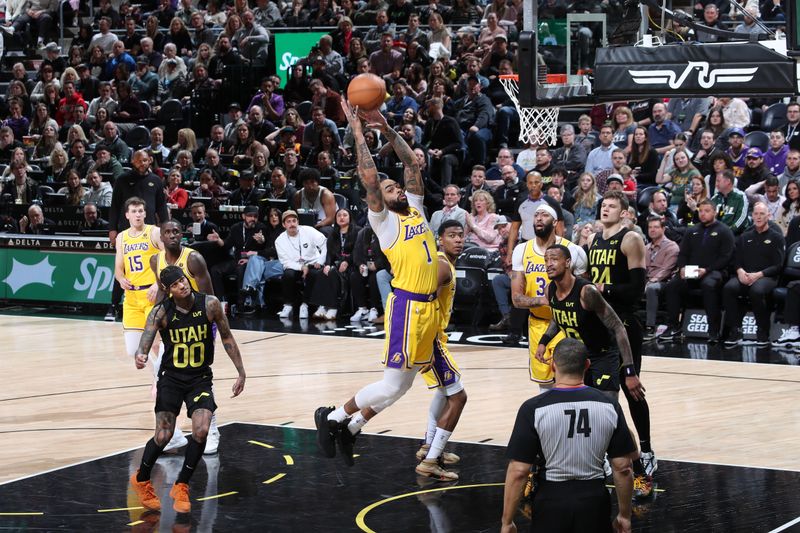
342, 100, 383, 212
534, 319, 561, 363
207, 296, 246, 397
135, 305, 166, 368
581, 284, 633, 366
382, 124, 424, 196
510, 271, 547, 308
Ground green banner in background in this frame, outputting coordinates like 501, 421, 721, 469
274, 31, 329, 87
0, 249, 115, 304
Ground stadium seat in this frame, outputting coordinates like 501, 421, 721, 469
637, 185, 669, 213
772, 242, 800, 317
333, 192, 348, 210
126, 125, 151, 149
296, 100, 313, 123
744, 130, 769, 152
761, 102, 787, 132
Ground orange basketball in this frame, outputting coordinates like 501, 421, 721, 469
347, 74, 386, 111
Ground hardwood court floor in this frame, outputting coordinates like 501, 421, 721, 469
1, 315, 799, 486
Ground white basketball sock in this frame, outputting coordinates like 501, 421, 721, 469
425, 427, 453, 461
327, 406, 348, 423
347, 413, 368, 435
124, 331, 143, 357
426, 390, 447, 445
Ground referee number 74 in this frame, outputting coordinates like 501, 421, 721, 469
564, 408, 591, 438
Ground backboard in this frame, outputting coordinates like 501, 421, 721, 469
517, 0, 800, 108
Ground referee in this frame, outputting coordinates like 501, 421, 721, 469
501, 338, 636, 533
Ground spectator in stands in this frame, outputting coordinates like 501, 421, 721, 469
690, 129, 723, 177
0, 127, 22, 164
764, 129, 789, 176
283, 0, 309, 26
121, 17, 142, 56
234, 10, 270, 64
250, 149, 271, 188
776, 180, 800, 234
292, 168, 336, 231
369, 32, 404, 77
2, 160, 38, 203
695, 3, 726, 43
628, 126, 660, 188
302, 106, 341, 149
454, 76, 494, 170
239, 207, 284, 310
385, 79, 418, 125
744, 175, 784, 220
19, 204, 53, 234
199, 125, 230, 161
659, 148, 701, 209
309, 208, 359, 320
659, 199, 734, 342
637, 188, 682, 239
309, 79, 346, 127
32, 124, 60, 160
283, 64, 313, 108
712, 169, 750, 234
222, 103, 245, 145
88, 82, 117, 123
275, 210, 328, 319
253, 0, 281, 27
778, 149, 800, 190
247, 77, 284, 123
139, 37, 163, 71
78, 202, 109, 232
780, 102, 800, 145
430, 184, 468, 234
131, 58, 159, 104
725, 127, 749, 178
648, 102, 682, 154
55, 81, 87, 127
96, 122, 131, 163
572, 172, 601, 230
48, 146, 69, 182
739, 147, 772, 194
158, 57, 188, 101
422, 97, 462, 187
29, 102, 58, 137
207, 203, 266, 302
90, 17, 119, 54
722, 201, 783, 346
733, 5, 764, 34
245, 105, 275, 144
643, 215, 679, 338
208, 35, 242, 85
464, 189, 501, 250
57, 169, 85, 206
90, 147, 123, 183
460, 165, 489, 211
585, 124, 615, 178
3, 98, 29, 141
264, 166, 296, 202
667, 96, 713, 137
280, 148, 304, 186
718, 97, 751, 130
164, 167, 188, 209
186, 201, 218, 243
489, 215, 514, 331
83, 170, 112, 207
350, 223, 387, 322
105, 40, 136, 82
228, 171, 262, 207
677, 175, 709, 226
397, 13, 429, 50
63, 106, 92, 143
344, 37, 369, 76
66, 139, 92, 179
552, 125, 587, 183
493, 164, 523, 216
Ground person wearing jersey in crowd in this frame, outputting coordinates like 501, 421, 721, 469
511, 203, 587, 390
316, 101, 449, 478
129, 266, 246, 515
536, 244, 645, 404
586, 190, 655, 499
502, 338, 636, 533
150, 219, 222, 454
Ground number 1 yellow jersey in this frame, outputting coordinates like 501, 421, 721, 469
122, 224, 158, 288
383, 206, 439, 295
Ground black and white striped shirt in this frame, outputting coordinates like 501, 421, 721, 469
507, 386, 635, 481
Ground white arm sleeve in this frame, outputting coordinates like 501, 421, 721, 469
511, 243, 526, 272
406, 192, 426, 216
368, 207, 399, 250
568, 242, 588, 276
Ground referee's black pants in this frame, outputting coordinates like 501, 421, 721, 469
531, 479, 612, 533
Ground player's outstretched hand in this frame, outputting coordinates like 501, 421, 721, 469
135, 353, 148, 369
231, 374, 246, 397
359, 108, 389, 133
146, 283, 159, 303
625, 375, 646, 401
341, 100, 361, 131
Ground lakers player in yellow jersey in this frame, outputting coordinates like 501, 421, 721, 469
316, 101, 444, 472
414, 220, 467, 480
114, 197, 164, 361
511, 203, 587, 391
149, 219, 221, 453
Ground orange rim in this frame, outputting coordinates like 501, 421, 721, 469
498, 74, 519, 80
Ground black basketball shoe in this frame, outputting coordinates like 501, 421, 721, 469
314, 406, 338, 458
337, 419, 358, 467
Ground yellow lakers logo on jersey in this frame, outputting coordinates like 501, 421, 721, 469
444, 370, 453, 381
391, 352, 403, 363
403, 222, 427, 240
525, 262, 546, 274
123, 242, 150, 254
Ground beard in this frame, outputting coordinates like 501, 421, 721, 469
534, 220, 554, 239
386, 196, 409, 212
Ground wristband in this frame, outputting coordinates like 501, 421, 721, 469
622, 364, 636, 377
540, 334, 553, 347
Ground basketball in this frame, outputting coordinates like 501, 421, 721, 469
347, 74, 386, 111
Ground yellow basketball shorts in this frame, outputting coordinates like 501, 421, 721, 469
382, 290, 439, 369
528, 315, 566, 383
123, 289, 154, 330
422, 334, 462, 390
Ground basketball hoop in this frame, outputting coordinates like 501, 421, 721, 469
499, 74, 560, 147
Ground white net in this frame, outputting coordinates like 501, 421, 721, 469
499, 76, 560, 147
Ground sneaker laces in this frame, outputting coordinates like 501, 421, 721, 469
172, 483, 189, 502
141, 481, 158, 501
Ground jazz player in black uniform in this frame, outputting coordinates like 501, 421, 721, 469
536, 244, 645, 402
586, 190, 656, 499
129, 266, 246, 515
